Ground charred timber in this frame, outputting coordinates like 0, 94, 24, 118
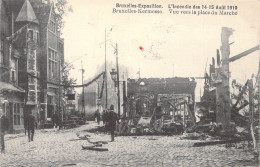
229, 45, 260, 62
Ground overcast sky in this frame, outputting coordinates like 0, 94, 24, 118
62, 0, 259, 100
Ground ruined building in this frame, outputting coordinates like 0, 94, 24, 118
124, 77, 197, 133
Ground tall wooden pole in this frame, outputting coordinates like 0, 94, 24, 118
116, 43, 120, 118
183, 102, 186, 128
81, 61, 85, 116
123, 81, 126, 119
58, 59, 62, 121
257, 46, 260, 160
105, 29, 108, 109
172, 64, 174, 77
249, 79, 258, 160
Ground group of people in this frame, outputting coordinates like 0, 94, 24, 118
94, 105, 119, 142
0, 105, 119, 153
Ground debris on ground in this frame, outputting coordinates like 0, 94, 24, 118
81, 145, 108, 151
193, 139, 241, 147
77, 133, 109, 151
180, 132, 209, 140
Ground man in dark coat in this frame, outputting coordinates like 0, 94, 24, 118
106, 105, 119, 142
0, 111, 9, 153
25, 112, 36, 142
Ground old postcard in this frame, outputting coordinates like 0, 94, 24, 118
0, 0, 259, 166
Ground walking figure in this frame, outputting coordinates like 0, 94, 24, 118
0, 111, 9, 153
24, 112, 37, 142
106, 105, 119, 142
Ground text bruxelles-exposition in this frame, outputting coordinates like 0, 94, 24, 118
113, 3, 238, 15
113, 3, 163, 13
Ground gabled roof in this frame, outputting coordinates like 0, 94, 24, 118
16, 0, 39, 24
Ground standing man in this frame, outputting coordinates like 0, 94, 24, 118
0, 110, 9, 153
107, 105, 119, 142
26, 112, 36, 142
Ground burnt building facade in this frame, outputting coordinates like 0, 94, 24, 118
125, 77, 197, 132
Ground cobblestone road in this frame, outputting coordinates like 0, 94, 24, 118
0, 122, 255, 167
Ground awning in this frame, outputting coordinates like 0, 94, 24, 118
0, 82, 25, 93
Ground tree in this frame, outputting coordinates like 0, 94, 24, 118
62, 61, 77, 93
54, 0, 73, 34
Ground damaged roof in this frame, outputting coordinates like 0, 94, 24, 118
127, 77, 197, 97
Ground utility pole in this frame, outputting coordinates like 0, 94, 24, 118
123, 81, 126, 119
105, 29, 108, 109
81, 61, 85, 116
138, 68, 140, 79
257, 46, 260, 161
58, 59, 62, 121
96, 80, 101, 112
172, 64, 174, 77
116, 43, 120, 118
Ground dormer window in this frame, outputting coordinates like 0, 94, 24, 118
10, 57, 18, 83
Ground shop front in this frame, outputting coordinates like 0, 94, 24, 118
0, 82, 25, 133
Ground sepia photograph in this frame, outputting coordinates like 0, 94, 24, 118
0, 0, 259, 166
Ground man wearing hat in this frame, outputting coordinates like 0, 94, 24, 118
25, 112, 37, 142
0, 109, 9, 153
106, 105, 119, 142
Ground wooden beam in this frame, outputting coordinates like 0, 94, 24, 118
229, 45, 260, 62
193, 139, 241, 147
232, 80, 249, 110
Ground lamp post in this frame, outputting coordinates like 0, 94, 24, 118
81, 61, 85, 117
110, 68, 120, 118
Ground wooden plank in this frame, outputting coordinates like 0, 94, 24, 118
81, 146, 108, 151
193, 139, 240, 147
